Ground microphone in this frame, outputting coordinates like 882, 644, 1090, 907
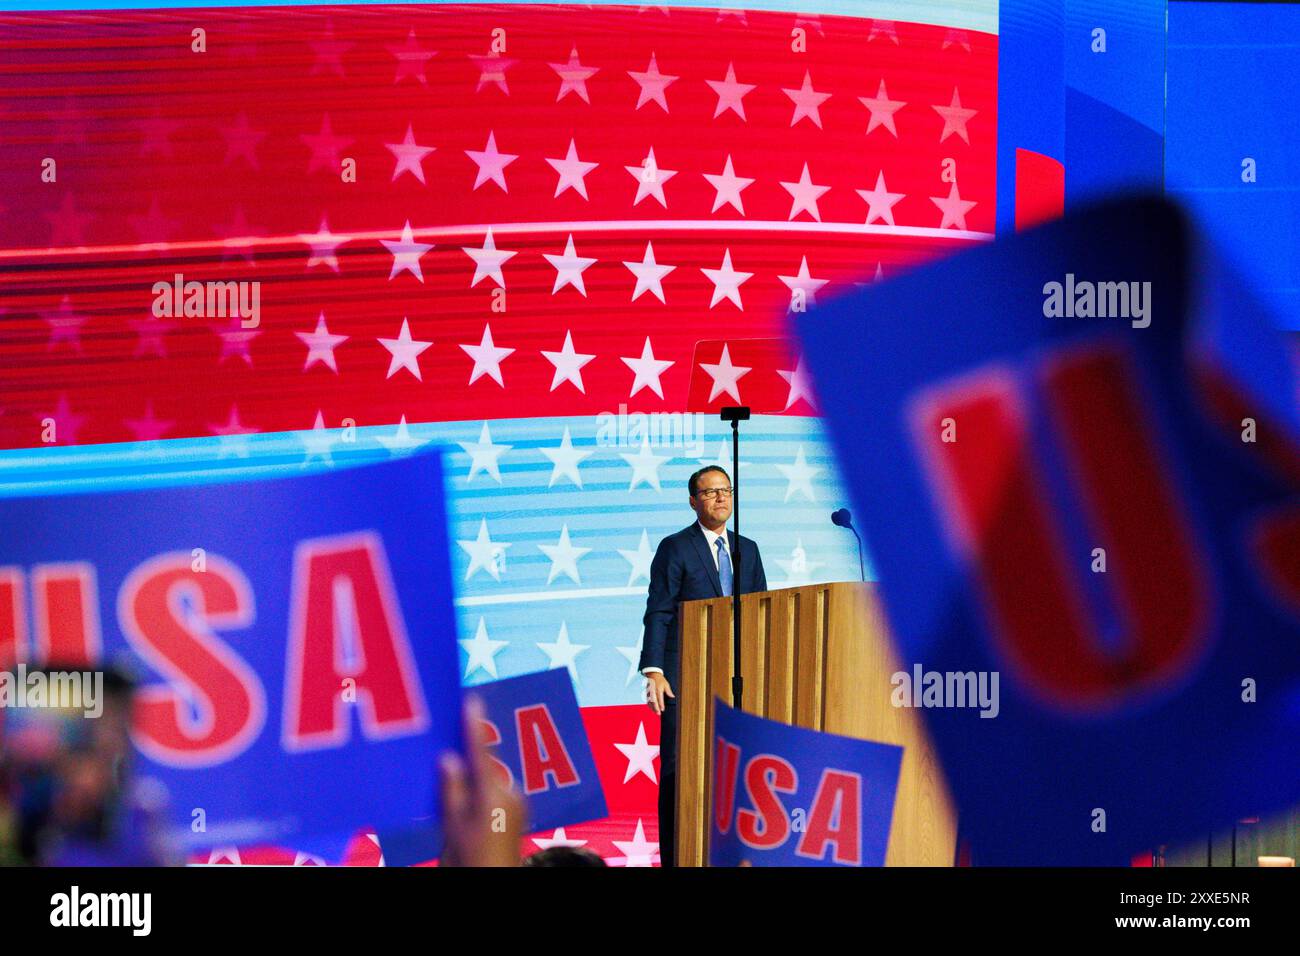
831, 509, 866, 583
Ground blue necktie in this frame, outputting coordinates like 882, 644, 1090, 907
716, 535, 733, 596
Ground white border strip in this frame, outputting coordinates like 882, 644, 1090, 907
457, 585, 649, 606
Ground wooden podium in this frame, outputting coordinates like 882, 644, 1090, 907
674, 581, 957, 866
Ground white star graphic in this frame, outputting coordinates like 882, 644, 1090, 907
794, 12, 825, 35
39, 394, 86, 446
628, 53, 677, 111
295, 310, 348, 373
869, 18, 900, 44
546, 139, 599, 200
943, 28, 973, 52
459, 323, 514, 386
618, 529, 655, 586
859, 79, 906, 137
460, 617, 508, 679
532, 828, 588, 851
387, 29, 436, 85
385, 123, 435, 183
124, 402, 173, 442
458, 518, 511, 582
703, 154, 754, 215
540, 426, 592, 488
626, 146, 677, 208
616, 629, 645, 685
299, 215, 344, 272
623, 243, 676, 304
300, 411, 335, 468
381, 220, 433, 282
309, 24, 353, 78
537, 622, 590, 686
300, 113, 353, 175
777, 445, 821, 502
855, 261, 888, 290
207, 847, 242, 865
701, 249, 752, 310
541, 330, 596, 392
129, 314, 172, 359
465, 131, 518, 192
933, 87, 977, 143
614, 722, 660, 784
620, 336, 675, 398
931, 182, 978, 230
775, 537, 823, 586
208, 405, 258, 459
611, 819, 658, 867
214, 206, 263, 265
776, 354, 817, 411
778, 256, 829, 311
213, 319, 260, 367
43, 296, 86, 352
783, 70, 831, 128
375, 415, 430, 456
549, 46, 599, 103
543, 235, 597, 296
458, 421, 512, 484
781, 163, 830, 222
620, 435, 671, 492
461, 228, 516, 289
539, 524, 592, 585
706, 62, 755, 120
378, 318, 432, 380
468, 50, 517, 94
856, 170, 906, 226
699, 343, 752, 403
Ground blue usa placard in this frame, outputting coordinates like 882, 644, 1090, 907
797, 197, 1300, 864
469, 669, 608, 831
0, 451, 463, 853
374, 668, 608, 866
709, 699, 902, 867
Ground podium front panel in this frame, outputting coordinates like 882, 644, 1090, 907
675, 581, 957, 866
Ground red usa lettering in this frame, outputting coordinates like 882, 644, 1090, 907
473, 706, 581, 795
714, 735, 864, 865
0, 532, 427, 767
909, 343, 1225, 711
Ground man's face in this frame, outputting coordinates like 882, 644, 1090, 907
690, 470, 733, 529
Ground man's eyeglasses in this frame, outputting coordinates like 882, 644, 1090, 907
695, 487, 733, 500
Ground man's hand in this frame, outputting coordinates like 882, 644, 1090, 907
645, 672, 675, 715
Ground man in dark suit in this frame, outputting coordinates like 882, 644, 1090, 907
639, 464, 766, 867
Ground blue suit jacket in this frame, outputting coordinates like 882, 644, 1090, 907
638, 523, 767, 691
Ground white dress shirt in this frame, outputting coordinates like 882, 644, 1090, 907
643, 522, 728, 680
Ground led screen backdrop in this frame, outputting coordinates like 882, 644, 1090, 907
0, 0, 998, 864
1167, 1, 1300, 332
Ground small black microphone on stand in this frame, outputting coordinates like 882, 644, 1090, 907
831, 508, 866, 583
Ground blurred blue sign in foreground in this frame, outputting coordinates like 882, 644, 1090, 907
0, 451, 463, 855
798, 197, 1300, 864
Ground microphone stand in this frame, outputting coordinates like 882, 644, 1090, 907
832, 508, 867, 583
721, 406, 750, 709
850, 526, 865, 583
